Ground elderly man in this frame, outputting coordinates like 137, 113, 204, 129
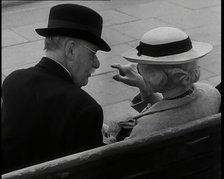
2, 4, 110, 173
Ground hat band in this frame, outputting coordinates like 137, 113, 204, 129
48, 20, 101, 36
136, 37, 192, 57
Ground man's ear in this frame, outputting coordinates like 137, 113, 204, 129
64, 39, 77, 59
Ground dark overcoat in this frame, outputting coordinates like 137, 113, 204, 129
2, 57, 104, 173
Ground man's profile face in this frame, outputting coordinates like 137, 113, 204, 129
67, 40, 100, 87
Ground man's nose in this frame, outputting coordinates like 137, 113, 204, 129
93, 56, 100, 69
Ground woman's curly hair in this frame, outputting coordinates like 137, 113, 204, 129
141, 61, 200, 92
164, 62, 200, 86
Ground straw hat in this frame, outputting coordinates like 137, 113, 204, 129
122, 27, 212, 64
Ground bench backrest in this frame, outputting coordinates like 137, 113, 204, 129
2, 113, 221, 179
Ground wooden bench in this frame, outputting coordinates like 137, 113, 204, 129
2, 113, 221, 179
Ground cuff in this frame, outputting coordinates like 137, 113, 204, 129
131, 93, 163, 112
131, 93, 151, 112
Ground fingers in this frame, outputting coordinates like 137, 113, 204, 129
110, 63, 122, 69
111, 63, 125, 76
113, 74, 129, 84
113, 74, 126, 82
112, 74, 122, 81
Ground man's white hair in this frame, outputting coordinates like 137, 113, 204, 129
44, 36, 83, 51
44, 36, 66, 51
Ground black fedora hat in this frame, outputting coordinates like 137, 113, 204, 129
36, 4, 111, 52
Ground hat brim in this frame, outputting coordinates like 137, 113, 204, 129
35, 28, 111, 52
122, 41, 212, 64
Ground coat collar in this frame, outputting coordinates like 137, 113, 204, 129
36, 57, 73, 82
133, 85, 198, 120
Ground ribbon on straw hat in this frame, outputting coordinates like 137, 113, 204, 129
122, 27, 212, 64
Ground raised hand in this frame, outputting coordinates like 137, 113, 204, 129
111, 63, 146, 89
111, 63, 155, 100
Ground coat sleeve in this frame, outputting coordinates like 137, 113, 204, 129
63, 103, 104, 155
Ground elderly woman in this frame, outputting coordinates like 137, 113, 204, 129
108, 27, 221, 141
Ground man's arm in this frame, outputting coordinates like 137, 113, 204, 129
63, 104, 104, 155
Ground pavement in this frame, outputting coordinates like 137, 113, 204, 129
2, 0, 221, 123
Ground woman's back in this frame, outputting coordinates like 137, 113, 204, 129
129, 82, 221, 139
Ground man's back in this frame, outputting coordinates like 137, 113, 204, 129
2, 57, 104, 173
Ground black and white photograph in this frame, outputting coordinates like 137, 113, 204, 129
2, 0, 221, 178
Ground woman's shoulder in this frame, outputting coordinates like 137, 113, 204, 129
193, 82, 221, 111
194, 82, 220, 96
